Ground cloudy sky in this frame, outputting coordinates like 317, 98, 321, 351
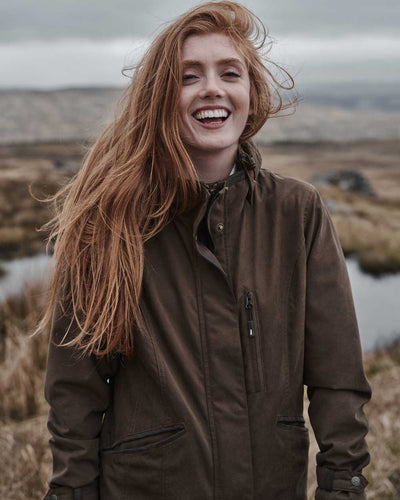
1, 0, 399, 89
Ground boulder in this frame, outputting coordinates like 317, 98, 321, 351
323, 199, 353, 214
310, 169, 377, 197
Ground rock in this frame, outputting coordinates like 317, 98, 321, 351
323, 199, 353, 214
310, 169, 378, 197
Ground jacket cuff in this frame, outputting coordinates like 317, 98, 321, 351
44, 481, 99, 500
316, 466, 368, 497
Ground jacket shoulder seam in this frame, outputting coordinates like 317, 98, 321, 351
260, 169, 318, 227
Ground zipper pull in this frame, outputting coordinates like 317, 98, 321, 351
245, 292, 255, 337
245, 292, 253, 310
248, 321, 255, 337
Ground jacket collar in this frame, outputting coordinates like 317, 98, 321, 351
198, 140, 261, 200
174, 140, 262, 231
238, 140, 262, 204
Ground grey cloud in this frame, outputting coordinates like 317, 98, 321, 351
0, 0, 399, 42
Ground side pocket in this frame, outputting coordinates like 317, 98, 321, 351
102, 423, 186, 454
240, 290, 266, 394
273, 415, 309, 499
276, 416, 309, 435
100, 423, 187, 500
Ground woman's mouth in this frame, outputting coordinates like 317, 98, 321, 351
193, 108, 230, 125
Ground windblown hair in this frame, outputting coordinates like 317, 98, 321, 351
36, 1, 296, 357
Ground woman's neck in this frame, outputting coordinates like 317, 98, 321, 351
190, 147, 237, 183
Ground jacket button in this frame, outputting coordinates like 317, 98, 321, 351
216, 223, 224, 232
351, 476, 361, 486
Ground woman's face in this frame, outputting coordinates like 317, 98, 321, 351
178, 32, 251, 164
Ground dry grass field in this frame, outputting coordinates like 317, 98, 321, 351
0, 142, 84, 263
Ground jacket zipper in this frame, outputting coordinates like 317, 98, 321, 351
245, 292, 256, 337
245, 291, 263, 392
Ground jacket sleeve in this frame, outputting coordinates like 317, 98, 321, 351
43, 303, 119, 500
303, 187, 372, 500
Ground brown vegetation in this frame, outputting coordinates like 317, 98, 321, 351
0, 281, 49, 422
316, 184, 400, 275
0, 281, 51, 499
0, 151, 73, 259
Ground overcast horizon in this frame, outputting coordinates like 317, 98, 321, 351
1, 0, 399, 91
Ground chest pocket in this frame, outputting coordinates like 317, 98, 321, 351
239, 290, 266, 394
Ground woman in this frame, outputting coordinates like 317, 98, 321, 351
41, 2, 371, 499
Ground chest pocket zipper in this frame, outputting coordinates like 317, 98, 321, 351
243, 291, 265, 393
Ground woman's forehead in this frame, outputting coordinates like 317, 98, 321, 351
181, 33, 246, 65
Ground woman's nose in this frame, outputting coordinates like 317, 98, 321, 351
199, 74, 225, 99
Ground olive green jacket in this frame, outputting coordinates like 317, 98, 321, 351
44, 142, 371, 500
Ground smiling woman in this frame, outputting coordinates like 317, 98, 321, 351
37, 2, 371, 500
179, 33, 251, 181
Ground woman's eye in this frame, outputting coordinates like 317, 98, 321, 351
224, 71, 241, 78
183, 74, 198, 82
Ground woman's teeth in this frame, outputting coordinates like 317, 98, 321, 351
194, 109, 229, 121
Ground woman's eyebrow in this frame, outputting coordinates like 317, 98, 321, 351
218, 57, 245, 68
182, 57, 245, 69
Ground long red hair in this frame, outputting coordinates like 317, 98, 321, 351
36, 1, 296, 356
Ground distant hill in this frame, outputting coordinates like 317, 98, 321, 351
1, 87, 400, 145
298, 81, 400, 114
